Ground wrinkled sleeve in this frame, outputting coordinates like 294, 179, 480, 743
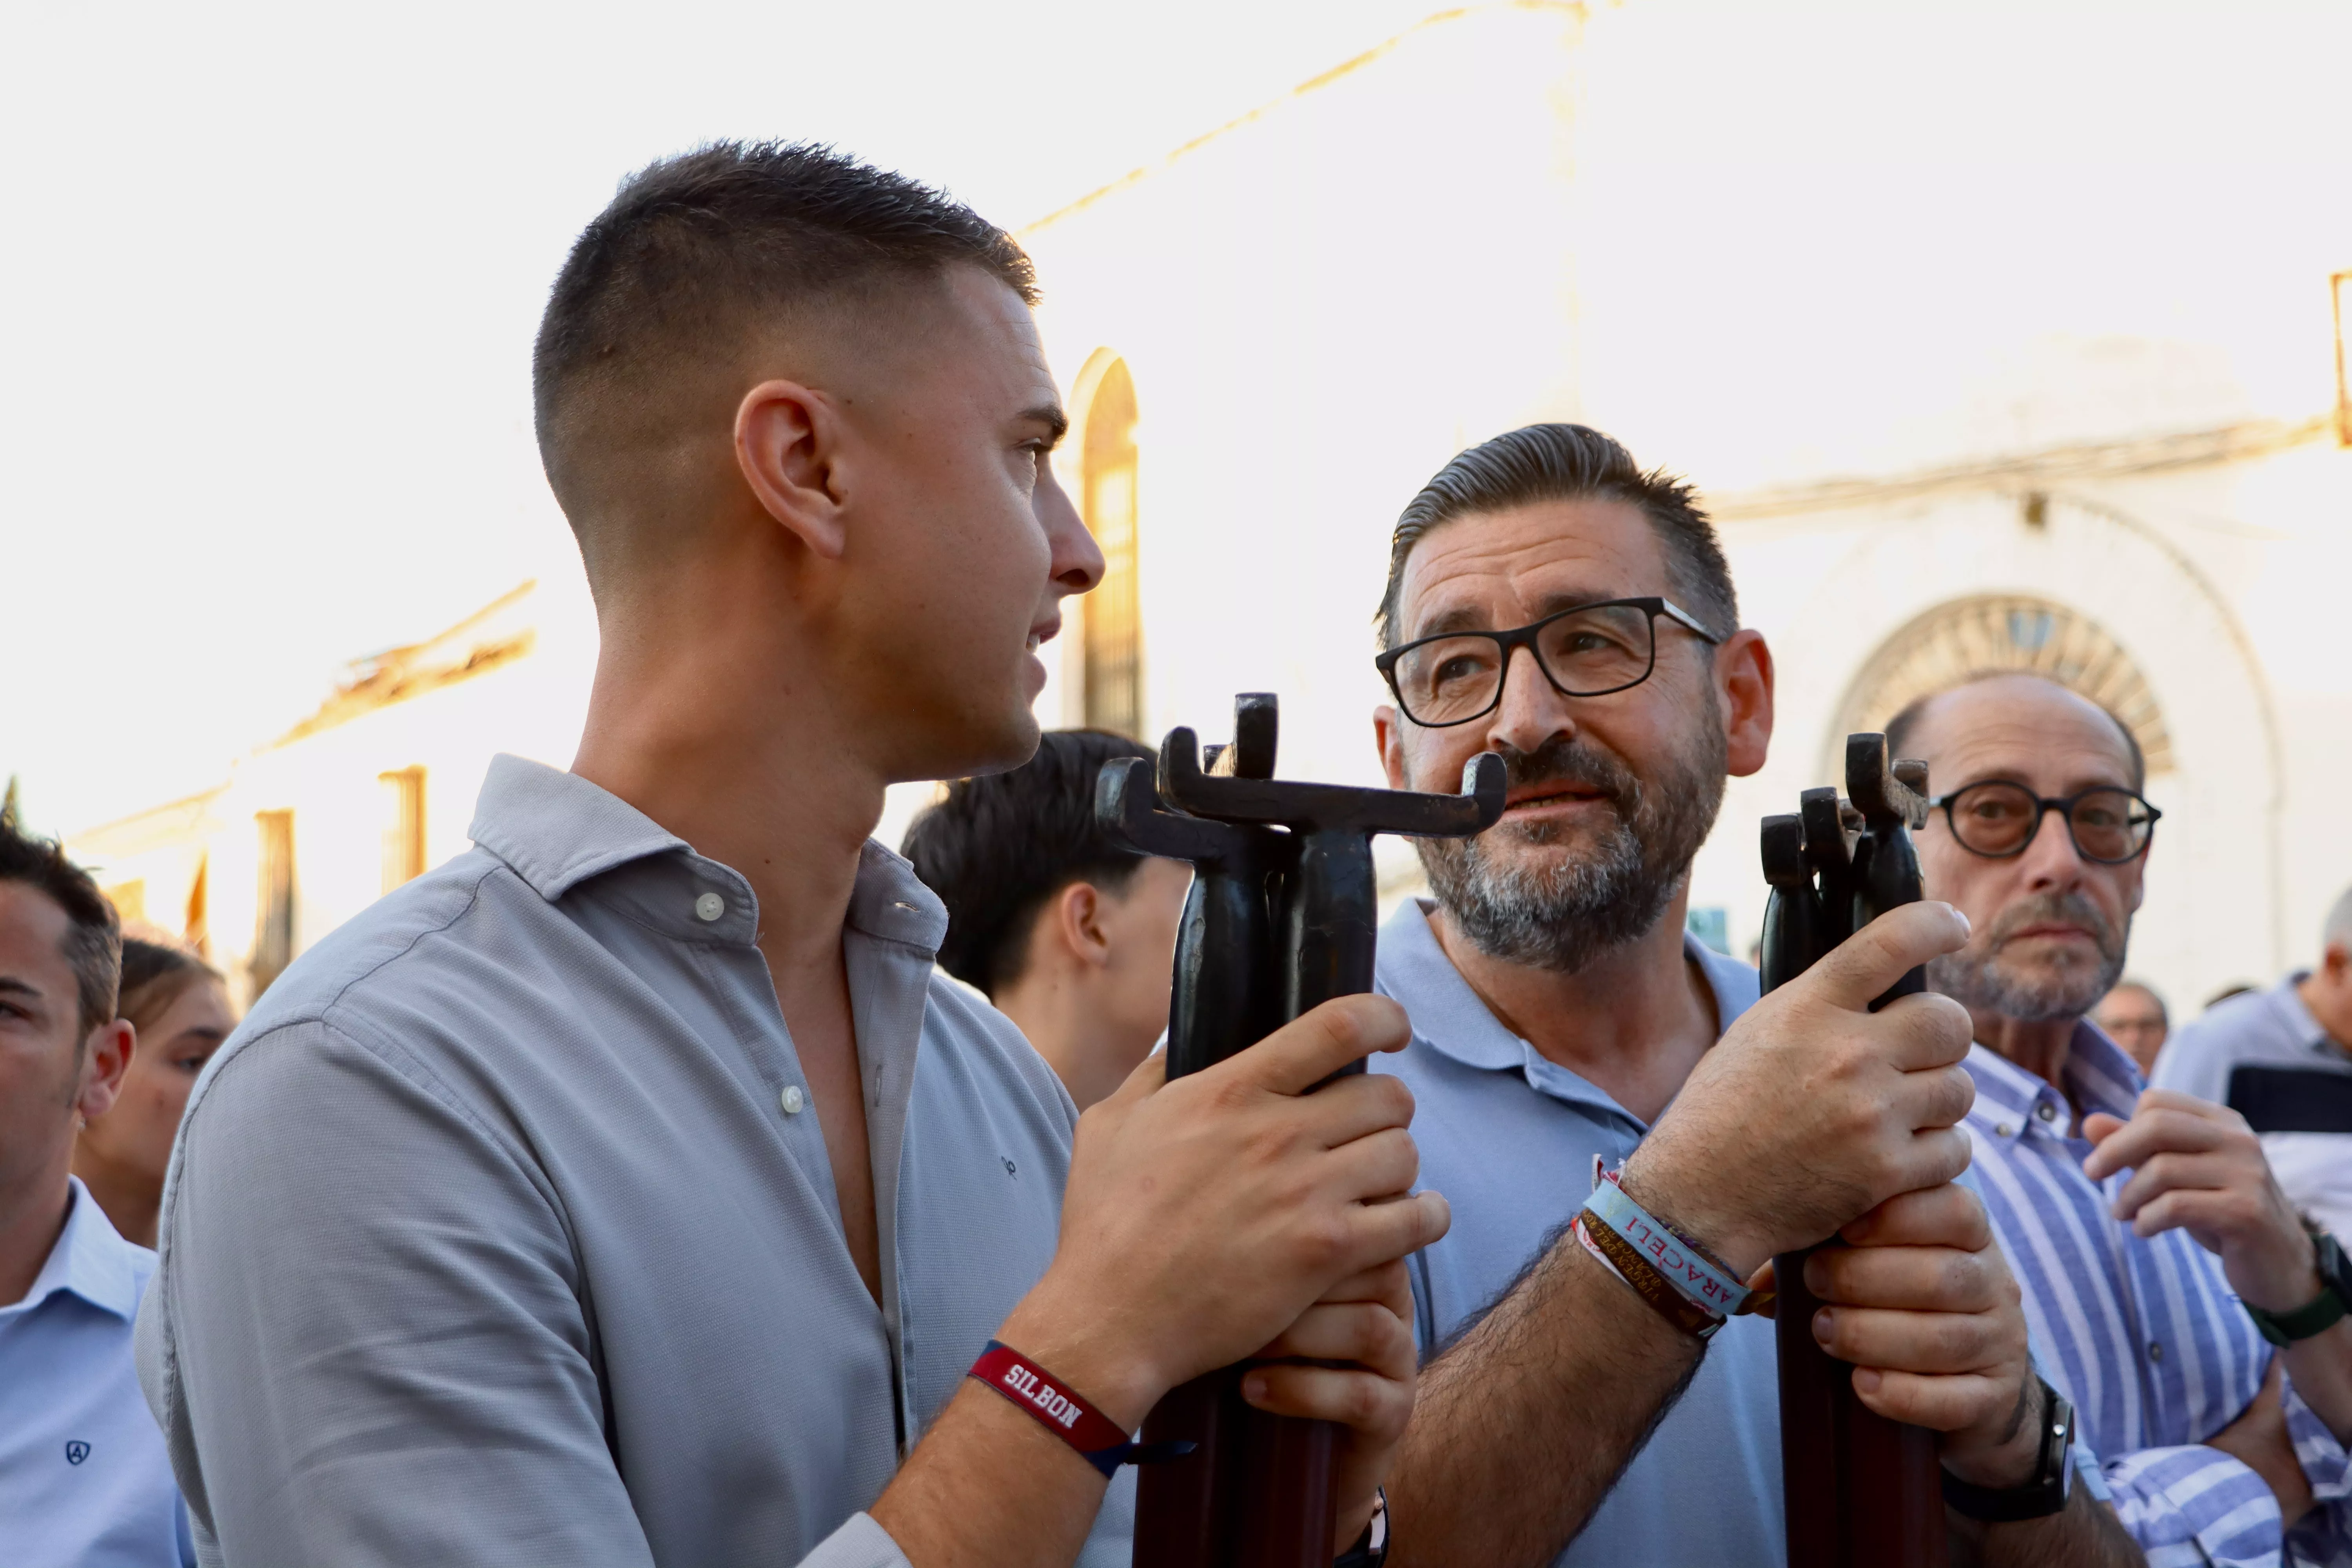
140, 1018, 916, 1568
2281, 1373, 2352, 1567
2100, 1441, 2285, 1568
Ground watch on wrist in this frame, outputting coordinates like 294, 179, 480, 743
1942, 1380, 2075, 1524
1332, 1486, 1388, 1568
2243, 1229, 2352, 1348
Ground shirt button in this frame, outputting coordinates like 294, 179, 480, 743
780, 1085, 805, 1116
695, 892, 725, 922
1994, 1122, 2014, 1137
2036, 1102, 2057, 1122
2148, 1341, 2163, 1363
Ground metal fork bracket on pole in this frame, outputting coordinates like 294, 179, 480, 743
1098, 693, 1504, 1568
1764, 733, 1946, 1568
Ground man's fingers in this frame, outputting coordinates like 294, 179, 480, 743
1840, 1183, 1992, 1252
1218, 995, 1413, 1098
1293, 1071, 1419, 1152
2081, 1111, 2126, 1146
1849, 1367, 2014, 1434
1876, 1126, 1976, 1203
1794, 902, 1973, 1018
1335, 1188, 1450, 1273
1885, 1062, 1978, 1133
2082, 1107, 2232, 1180
1806, 1245, 2002, 1314
1256, 1299, 1414, 1374
1240, 1363, 1410, 1439
1319, 1127, 1422, 1206
1813, 1303, 2009, 1375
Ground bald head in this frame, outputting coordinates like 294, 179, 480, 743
1887, 673, 2142, 792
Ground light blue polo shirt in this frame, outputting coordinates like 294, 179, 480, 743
0, 1177, 193, 1568
1373, 898, 1784, 1567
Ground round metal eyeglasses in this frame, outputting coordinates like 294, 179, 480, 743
1374, 596, 1723, 729
1928, 780, 2161, 864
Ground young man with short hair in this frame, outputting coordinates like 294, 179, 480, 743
902, 730, 1191, 1111
1897, 671, 2352, 1564
140, 144, 1440, 1568
1367, 426, 2139, 1566
0, 818, 192, 1566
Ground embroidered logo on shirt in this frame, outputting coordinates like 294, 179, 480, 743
65, 1441, 90, 1465
1001, 1156, 1018, 1176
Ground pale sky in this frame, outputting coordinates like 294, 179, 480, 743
3, 0, 2345, 837
0, 0, 1446, 835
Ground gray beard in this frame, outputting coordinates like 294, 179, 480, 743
1414, 717, 1727, 975
1926, 890, 2129, 1024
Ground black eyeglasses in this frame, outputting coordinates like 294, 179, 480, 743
1374, 596, 1723, 729
1928, 780, 2161, 865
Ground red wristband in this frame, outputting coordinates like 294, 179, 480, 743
967, 1341, 1191, 1477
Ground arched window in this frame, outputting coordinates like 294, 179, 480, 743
1833, 594, 2172, 775
1080, 359, 1143, 737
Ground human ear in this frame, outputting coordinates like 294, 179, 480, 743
1717, 630, 1775, 779
733, 379, 848, 559
1373, 706, 1409, 791
76, 1019, 135, 1122
1057, 882, 1113, 968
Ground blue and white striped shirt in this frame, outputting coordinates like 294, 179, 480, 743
1965, 1024, 2352, 1567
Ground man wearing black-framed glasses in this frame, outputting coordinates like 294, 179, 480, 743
1363, 426, 2132, 1567
1893, 671, 2352, 1566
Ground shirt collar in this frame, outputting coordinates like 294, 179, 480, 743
3, 1179, 145, 1322
467, 754, 949, 955
1374, 897, 1757, 1120
1965, 1018, 2142, 1141
2262, 970, 2338, 1055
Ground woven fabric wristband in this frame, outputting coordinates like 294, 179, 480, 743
967, 1341, 1193, 1477
1584, 1167, 1755, 1319
1576, 1213, 1726, 1339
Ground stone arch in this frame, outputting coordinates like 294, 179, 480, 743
1830, 594, 2174, 775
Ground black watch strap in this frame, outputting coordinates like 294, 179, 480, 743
1332, 1486, 1388, 1568
1942, 1382, 2075, 1524
2245, 1231, 2352, 1347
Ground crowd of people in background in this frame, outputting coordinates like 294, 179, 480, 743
9, 139, 2352, 1568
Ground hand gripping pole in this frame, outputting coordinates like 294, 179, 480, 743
1765, 735, 1947, 1568
1102, 694, 1501, 1568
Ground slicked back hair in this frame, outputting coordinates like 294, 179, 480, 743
1884, 673, 2147, 792
901, 730, 1154, 996
0, 815, 120, 1042
533, 140, 1037, 525
1376, 424, 1738, 651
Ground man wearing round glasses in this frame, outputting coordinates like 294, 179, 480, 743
1362, 426, 2138, 1566
1893, 671, 2352, 1566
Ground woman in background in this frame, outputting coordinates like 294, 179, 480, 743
73, 938, 234, 1247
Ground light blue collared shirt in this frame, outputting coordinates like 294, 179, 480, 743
1966, 1023, 2352, 1568
139, 757, 1129, 1568
1, 1177, 193, 1568
1370, 898, 1786, 1567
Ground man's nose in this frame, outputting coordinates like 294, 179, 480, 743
2018, 805, 2090, 889
1038, 463, 1103, 593
1481, 644, 1575, 755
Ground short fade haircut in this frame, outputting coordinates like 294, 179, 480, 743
1375, 424, 1738, 649
902, 730, 1156, 996
1884, 673, 2147, 792
0, 815, 121, 1040
533, 140, 1037, 520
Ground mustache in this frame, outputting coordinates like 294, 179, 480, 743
1494, 735, 1641, 811
1984, 890, 2123, 956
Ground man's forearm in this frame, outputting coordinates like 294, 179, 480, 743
871, 1383, 1111, 1568
1947, 1486, 2141, 1568
1386, 1231, 1700, 1568
2285, 1318, 2352, 1444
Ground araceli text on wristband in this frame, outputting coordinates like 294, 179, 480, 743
1587, 1164, 1756, 1318
1575, 1210, 1726, 1340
